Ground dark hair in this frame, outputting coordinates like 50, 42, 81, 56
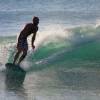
33, 16, 39, 22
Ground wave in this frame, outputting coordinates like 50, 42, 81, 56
1, 25, 100, 72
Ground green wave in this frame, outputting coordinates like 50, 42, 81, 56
5, 25, 100, 71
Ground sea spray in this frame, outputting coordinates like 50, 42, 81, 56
1, 25, 100, 71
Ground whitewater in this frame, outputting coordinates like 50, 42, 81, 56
0, 0, 100, 100
0, 24, 100, 100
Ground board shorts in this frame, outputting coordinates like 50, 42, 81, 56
17, 38, 28, 51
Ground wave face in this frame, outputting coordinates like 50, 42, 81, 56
0, 25, 99, 72
1, 25, 100, 95
1, 1, 100, 99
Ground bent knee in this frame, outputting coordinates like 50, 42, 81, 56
23, 51, 27, 56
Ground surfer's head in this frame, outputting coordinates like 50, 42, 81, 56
33, 16, 39, 25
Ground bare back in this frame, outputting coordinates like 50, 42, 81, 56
19, 23, 38, 39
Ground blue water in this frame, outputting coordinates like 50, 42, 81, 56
0, 0, 100, 35
0, 0, 100, 100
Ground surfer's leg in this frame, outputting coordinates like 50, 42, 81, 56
17, 39, 28, 64
18, 50, 27, 64
13, 50, 21, 64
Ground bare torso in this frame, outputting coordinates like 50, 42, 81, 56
18, 23, 38, 40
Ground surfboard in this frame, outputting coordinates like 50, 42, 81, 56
5, 63, 26, 85
5, 63, 26, 73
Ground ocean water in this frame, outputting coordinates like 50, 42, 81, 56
0, 0, 100, 100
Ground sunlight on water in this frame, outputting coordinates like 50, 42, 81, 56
0, 0, 100, 99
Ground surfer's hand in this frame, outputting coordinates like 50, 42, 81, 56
32, 45, 35, 50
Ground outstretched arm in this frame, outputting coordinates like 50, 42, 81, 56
31, 33, 36, 49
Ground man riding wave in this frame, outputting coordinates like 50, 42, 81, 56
13, 16, 39, 65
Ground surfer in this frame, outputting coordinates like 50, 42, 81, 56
13, 16, 39, 65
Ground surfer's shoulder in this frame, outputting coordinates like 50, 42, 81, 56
26, 23, 33, 26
